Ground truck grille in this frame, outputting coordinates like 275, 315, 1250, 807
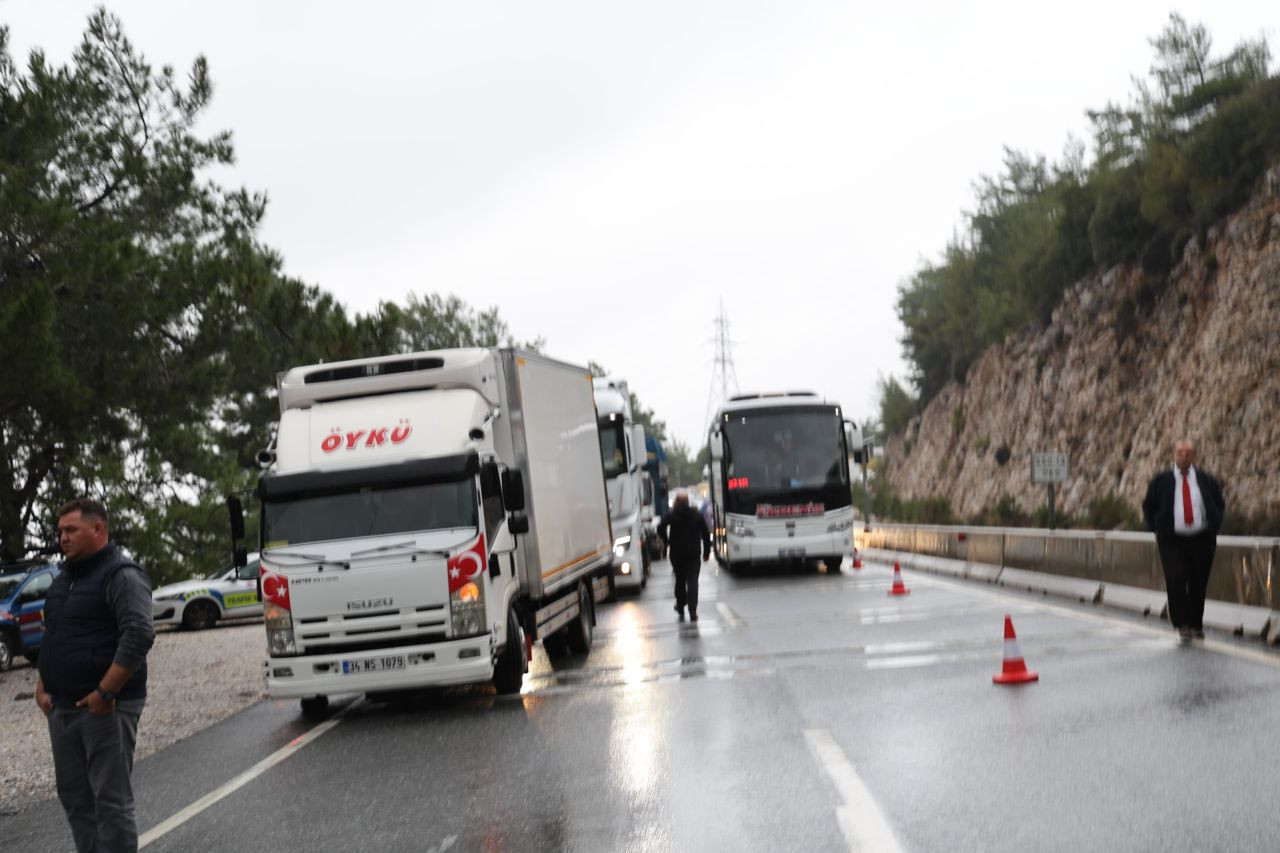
297, 605, 449, 654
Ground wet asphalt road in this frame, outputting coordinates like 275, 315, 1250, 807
8, 557, 1280, 852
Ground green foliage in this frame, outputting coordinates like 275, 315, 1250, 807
1032, 504, 1075, 529
1082, 493, 1143, 530
875, 375, 917, 439
897, 16, 1278, 407
0, 15, 530, 582
969, 494, 1032, 527
951, 405, 965, 435
973, 436, 990, 457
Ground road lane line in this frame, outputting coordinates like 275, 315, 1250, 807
804, 729, 903, 853
716, 601, 744, 626
913, 571, 1280, 671
139, 699, 362, 848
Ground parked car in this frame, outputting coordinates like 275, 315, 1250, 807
152, 554, 262, 630
0, 560, 60, 671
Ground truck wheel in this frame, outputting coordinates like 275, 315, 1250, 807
0, 634, 15, 672
493, 606, 526, 695
181, 600, 219, 631
565, 583, 593, 654
300, 695, 329, 720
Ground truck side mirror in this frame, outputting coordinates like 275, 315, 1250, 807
480, 461, 503, 507
502, 469, 526, 513
228, 495, 245, 541
227, 495, 247, 568
509, 514, 530, 535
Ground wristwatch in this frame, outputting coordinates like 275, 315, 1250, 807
96, 686, 116, 703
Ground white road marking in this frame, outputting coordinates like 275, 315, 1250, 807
804, 729, 904, 853
907, 570, 1280, 671
139, 699, 362, 848
716, 601, 744, 626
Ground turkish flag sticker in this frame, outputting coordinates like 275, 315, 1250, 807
447, 534, 487, 594
262, 569, 290, 611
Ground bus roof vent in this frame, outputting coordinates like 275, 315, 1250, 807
728, 390, 816, 402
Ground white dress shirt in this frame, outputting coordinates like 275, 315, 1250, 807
1173, 465, 1208, 536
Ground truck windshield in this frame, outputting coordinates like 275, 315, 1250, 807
720, 407, 850, 515
262, 479, 478, 548
598, 417, 627, 479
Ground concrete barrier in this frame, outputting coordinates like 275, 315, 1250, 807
858, 524, 1280, 641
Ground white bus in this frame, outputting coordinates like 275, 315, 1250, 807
707, 392, 856, 571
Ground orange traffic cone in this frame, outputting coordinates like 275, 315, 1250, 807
887, 561, 909, 596
852, 550, 862, 570
992, 614, 1038, 684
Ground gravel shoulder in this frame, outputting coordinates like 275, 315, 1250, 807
0, 621, 266, 815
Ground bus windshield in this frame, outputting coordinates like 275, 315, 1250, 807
262, 479, 478, 548
720, 407, 849, 514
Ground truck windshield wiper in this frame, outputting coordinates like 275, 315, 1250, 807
263, 550, 327, 563
348, 541, 451, 559
349, 540, 418, 557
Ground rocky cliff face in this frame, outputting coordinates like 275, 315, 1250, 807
884, 166, 1280, 527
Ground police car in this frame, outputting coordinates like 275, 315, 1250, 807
151, 554, 262, 630
0, 560, 60, 671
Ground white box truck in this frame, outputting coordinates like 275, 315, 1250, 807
230, 348, 615, 715
592, 378, 651, 593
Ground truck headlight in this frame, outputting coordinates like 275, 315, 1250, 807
826, 517, 854, 532
613, 535, 632, 558
451, 580, 486, 638
264, 601, 296, 656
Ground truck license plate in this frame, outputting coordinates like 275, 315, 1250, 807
778, 547, 806, 559
341, 655, 406, 675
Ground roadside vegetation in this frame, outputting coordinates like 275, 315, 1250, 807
880, 14, 1278, 419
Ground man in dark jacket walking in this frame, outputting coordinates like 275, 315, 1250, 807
1142, 440, 1226, 640
658, 491, 711, 621
35, 498, 155, 852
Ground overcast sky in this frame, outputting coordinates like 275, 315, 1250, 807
5, 2, 1275, 450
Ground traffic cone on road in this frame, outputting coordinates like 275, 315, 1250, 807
887, 561, 909, 596
993, 614, 1038, 684
852, 549, 862, 570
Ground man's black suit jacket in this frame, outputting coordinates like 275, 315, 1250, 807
1142, 468, 1225, 539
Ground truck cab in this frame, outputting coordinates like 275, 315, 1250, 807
238, 348, 614, 715
593, 378, 650, 593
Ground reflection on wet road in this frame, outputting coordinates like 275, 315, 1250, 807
11, 557, 1280, 851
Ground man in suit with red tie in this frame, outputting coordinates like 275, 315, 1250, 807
1142, 440, 1226, 640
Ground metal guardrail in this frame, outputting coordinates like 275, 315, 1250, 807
855, 524, 1280, 609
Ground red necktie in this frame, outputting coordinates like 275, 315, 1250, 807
1181, 473, 1194, 525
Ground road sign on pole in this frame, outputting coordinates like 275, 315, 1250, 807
1030, 452, 1069, 484
1030, 452, 1069, 531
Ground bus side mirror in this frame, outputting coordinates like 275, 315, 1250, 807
502, 469, 526, 513
708, 431, 723, 461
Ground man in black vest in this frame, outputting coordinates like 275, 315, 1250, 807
1142, 440, 1226, 640
35, 498, 155, 852
658, 491, 711, 621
